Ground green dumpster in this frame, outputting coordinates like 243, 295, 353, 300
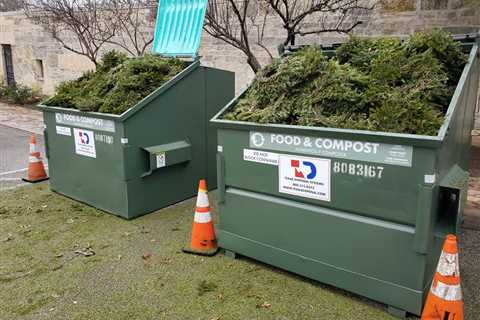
40, 0, 235, 219
211, 38, 479, 316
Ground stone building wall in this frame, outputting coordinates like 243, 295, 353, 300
0, 1, 479, 95
0, 11, 94, 94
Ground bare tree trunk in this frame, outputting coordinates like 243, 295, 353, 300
247, 53, 262, 73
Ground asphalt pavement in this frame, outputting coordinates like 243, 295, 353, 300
0, 124, 47, 190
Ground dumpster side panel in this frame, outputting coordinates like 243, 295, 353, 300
217, 128, 436, 226
437, 45, 479, 175
435, 44, 479, 231
218, 188, 425, 315
218, 125, 450, 314
123, 67, 207, 218
42, 111, 128, 216
216, 127, 444, 315
205, 67, 235, 189
437, 55, 479, 177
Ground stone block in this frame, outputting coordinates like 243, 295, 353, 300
449, 0, 465, 9
58, 52, 94, 72
421, 0, 448, 10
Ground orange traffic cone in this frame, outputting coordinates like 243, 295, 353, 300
183, 179, 219, 256
421, 234, 463, 320
22, 134, 49, 183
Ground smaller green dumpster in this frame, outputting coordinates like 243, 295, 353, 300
211, 36, 479, 317
40, 0, 234, 219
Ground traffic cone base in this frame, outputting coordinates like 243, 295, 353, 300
182, 244, 219, 257
183, 179, 219, 256
23, 135, 49, 183
22, 177, 49, 183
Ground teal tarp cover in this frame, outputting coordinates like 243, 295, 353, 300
152, 0, 208, 58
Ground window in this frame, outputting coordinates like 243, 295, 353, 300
34, 59, 44, 80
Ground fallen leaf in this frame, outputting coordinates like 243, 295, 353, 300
55, 253, 64, 258
142, 252, 152, 260
66, 219, 74, 224
260, 302, 272, 309
74, 245, 95, 257
1, 234, 13, 242
159, 257, 172, 264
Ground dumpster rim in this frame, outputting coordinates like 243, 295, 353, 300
437, 42, 479, 139
38, 59, 202, 121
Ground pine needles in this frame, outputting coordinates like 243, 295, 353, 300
45, 51, 187, 115
224, 30, 468, 136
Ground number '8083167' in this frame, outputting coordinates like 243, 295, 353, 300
333, 161, 384, 179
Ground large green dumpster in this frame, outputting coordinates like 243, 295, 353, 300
40, 0, 234, 219
211, 38, 479, 316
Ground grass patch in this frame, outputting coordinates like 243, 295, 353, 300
197, 280, 218, 296
0, 183, 404, 319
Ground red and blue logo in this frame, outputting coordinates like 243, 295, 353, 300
291, 159, 317, 179
79, 131, 90, 145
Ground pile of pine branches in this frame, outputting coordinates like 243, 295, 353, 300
45, 51, 186, 115
223, 30, 467, 135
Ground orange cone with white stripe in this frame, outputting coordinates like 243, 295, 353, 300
421, 234, 463, 320
183, 179, 218, 256
22, 134, 49, 183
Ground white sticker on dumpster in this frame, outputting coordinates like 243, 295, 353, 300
56, 126, 71, 136
244, 149, 279, 166
156, 153, 166, 168
73, 128, 96, 158
55, 113, 116, 133
250, 131, 413, 167
279, 155, 331, 202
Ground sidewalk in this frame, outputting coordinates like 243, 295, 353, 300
0, 102, 44, 134
465, 133, 480, 229
0, 103, 46, 190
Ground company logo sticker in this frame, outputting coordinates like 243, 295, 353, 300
279, 155, 330, 202
291, 159, 317, 179
250, 132, 265, 148
73, 128, 96, 158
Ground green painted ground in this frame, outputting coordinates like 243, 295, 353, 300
0, 184, 404, 319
